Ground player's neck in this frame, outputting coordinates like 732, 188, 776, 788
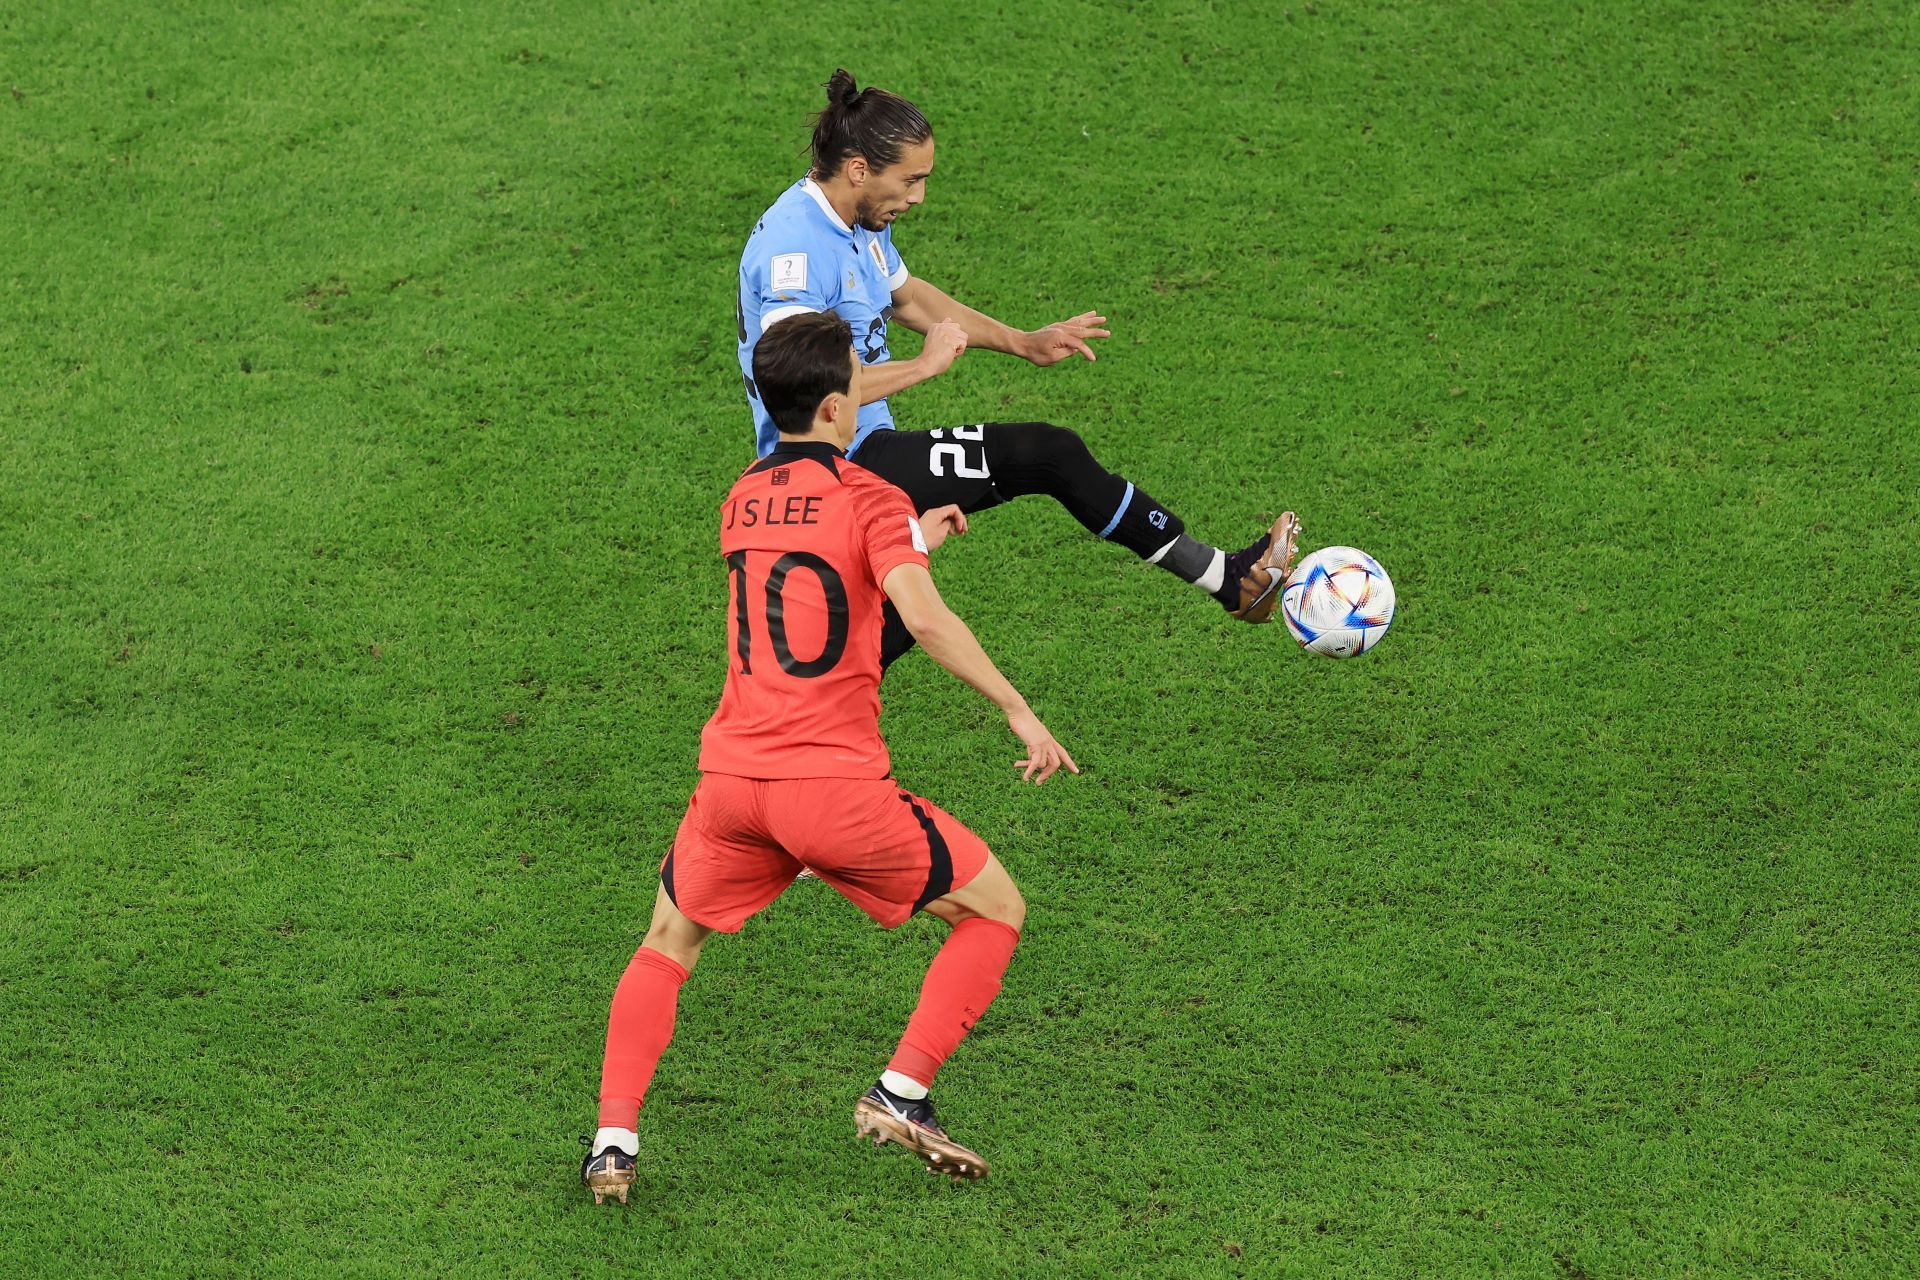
777, 428, 849, 454
810, 173, 861, 231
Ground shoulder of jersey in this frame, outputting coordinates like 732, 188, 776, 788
838, 456, 887, 487
840, 459, 913, 505
748, 183, 822, 248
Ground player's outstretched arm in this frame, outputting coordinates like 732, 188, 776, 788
881, 562, 1078, 785
892, 277, 1110, 366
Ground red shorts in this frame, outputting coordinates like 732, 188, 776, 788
662, 773, 992, 932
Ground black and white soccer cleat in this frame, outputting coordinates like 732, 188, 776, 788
580, 1136, 637, 1205
853, 1082, 990, 1181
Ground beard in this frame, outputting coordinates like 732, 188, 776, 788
853, 194, 891, 232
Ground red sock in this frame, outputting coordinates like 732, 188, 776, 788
597, 946, 690, 1129
888, 917, 1020, 1088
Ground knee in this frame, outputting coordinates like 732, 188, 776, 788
938, 885, 1025, 934
981, 885, 1025, 934
642, 921, 708, 974
996, 421, 1092, 478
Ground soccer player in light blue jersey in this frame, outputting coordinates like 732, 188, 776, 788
739, 71, 1300, 663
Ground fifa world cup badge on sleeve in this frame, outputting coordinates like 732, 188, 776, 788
771, 253, 808, 292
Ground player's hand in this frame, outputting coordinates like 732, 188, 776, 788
1020, 312, 1110, 366
1008, 707, 1079, 785
919, 504, 968, 552
920, 318, 968, 377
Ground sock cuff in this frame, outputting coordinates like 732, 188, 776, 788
954, 916, 1021, 947
633, 945, 691, 985
879, 1068, 931, 1098
593, 1126, 639, 1157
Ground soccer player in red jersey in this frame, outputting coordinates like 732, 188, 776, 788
584, 311, 1077, 1203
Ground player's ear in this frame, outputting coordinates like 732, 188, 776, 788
844, 154, 868, 186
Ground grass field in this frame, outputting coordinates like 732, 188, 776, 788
4, 2, 1917, 1275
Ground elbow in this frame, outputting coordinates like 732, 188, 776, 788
897, 603, 953, 649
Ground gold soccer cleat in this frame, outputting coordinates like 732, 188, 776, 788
1225, 511, 1302, 624
854, 1085, 990, 1182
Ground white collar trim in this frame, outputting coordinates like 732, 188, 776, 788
801, 177, 854, 236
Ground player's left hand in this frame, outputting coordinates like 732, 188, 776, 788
1007, 707, 1079, 785
919, 504, 968, 552
1020, 312, 1110, 366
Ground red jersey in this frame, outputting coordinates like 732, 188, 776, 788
698, 440, 929, 780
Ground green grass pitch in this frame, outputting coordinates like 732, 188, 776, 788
3, 2, 1916, 1275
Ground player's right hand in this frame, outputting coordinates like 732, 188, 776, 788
920, 317, 968, 377
1008, 707, 1079, 785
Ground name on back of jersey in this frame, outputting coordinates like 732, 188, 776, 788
724, 494, 824, 530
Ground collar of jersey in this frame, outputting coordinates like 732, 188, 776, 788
763, 439, 845, 460
801, 177, 854, 238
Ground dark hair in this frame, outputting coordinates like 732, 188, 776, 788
809, 68, 931, 178
753, 312, 855, 436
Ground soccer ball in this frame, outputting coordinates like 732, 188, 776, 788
1280, 546, 1396, 658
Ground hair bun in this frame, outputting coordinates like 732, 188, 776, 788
826, 68, 860, 109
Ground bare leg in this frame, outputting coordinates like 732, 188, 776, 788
922, 851, 1025, 932
639, 882, 716, 973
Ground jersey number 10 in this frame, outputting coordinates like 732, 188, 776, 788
726, 551, 850, 678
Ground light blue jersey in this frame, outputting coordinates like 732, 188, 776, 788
737, 177, 909, 458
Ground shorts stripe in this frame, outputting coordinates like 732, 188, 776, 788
1096, 481, 1134, 539
903, 793, 955, 913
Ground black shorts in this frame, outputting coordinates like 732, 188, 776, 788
851, 426, 1011, 667
848, 425, 1008, 515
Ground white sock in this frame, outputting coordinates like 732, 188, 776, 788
594, 1125, 638, 1157
1194, 548, 1226, 594
879, 1069, 929, 1100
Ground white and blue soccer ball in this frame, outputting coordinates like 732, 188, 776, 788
1280, 546, 1396, 658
